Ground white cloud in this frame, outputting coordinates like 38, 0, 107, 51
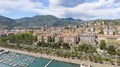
48, 0, 60, 6
0, 0, 120, 20
0, 0, 65, 17
56, 0, 120, 20
0, 0, 44, 12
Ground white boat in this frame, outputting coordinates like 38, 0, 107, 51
80, 63, 91, 67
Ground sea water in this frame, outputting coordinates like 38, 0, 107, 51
0, 52, 79, 67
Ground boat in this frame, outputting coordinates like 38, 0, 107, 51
80, 63, 91, 67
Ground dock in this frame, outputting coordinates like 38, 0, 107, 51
44, 59, 53, 67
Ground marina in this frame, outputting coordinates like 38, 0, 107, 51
0, 50, 80, 67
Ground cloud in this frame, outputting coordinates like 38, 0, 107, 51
0, 0, 43, 12
0, 0, 120, 20
57, 0, 99, 7
51, 0, 120, 20
59, 0, 85, 7
0, 0, 65, 17
48, 0, 61, 7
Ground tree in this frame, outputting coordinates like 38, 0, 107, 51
87, 45, 97, 53
78, 43, 96, 53
99, 28, 104, 34
100, 40, 106, 50
48, 38, 55, 42
0, 33, 37, 45
116, 50, 120, 56
51, 42, 61, 49
113, 31, 116, 35
107, 45, 116, 55
78, 43, 87, 52
37, 41, 48, 47
117, 60, 120, 66
61, 43, 70, 49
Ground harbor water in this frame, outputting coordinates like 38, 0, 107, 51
0, 51, 79, 67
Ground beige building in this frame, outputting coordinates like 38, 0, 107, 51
54, 35, 63, 43
80, 33, 96, 45
38, 34, 51, 42
97, 34, 120, 46
63, 35, 77, 45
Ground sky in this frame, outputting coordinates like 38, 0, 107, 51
0, 0, 120, 20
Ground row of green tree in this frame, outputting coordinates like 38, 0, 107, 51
37, 41, 97, 53
37, 41, 70, 49
0, 33, 37, 45
78, 43, 97, 53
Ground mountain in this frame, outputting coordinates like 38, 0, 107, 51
62, 17, 82, 21
0, 15, 17, 29
15, 15, 82, 28
0, 15, 82, 29
63, 17, 74, 21
15, 15, 60, 27
0, 15, 119, 29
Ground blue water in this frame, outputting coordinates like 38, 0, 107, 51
0, 52, 79, 67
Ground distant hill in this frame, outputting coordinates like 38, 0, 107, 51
63, 17, 74, 21
15, 15, 82, 28
0, 15, 82, 29
0, 15, 120, 29
0, 15, 17, 29
62, 17, 82, 21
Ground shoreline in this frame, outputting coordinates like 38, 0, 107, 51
0, 47, 118, 67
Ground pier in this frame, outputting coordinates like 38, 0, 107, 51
44, 59, 53, 67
